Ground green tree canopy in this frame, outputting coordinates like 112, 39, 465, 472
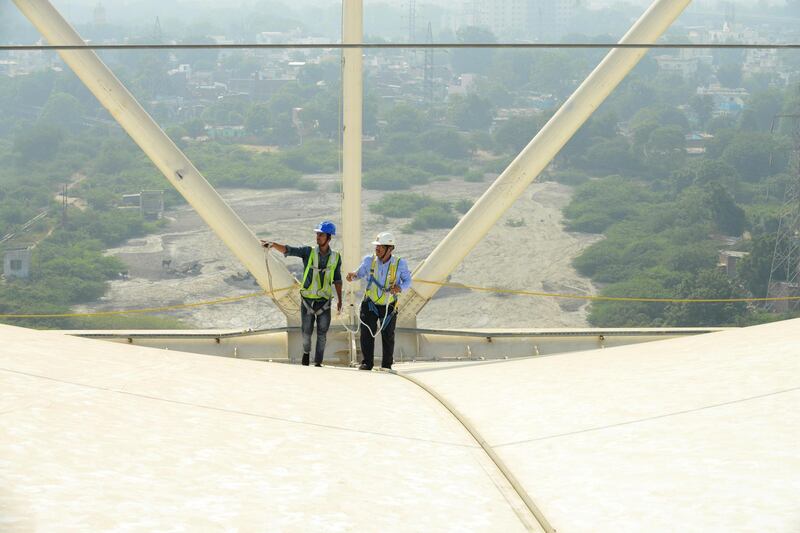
448, 94, 494, 131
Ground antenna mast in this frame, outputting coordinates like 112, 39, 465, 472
766, 113, 800, 311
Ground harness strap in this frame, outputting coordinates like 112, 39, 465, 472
366, 255, 400, 303
365, 299, 396, 331
301, 248, 339, 299
302, 298, 331, 317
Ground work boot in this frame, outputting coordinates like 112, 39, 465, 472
314, 362, 322, 367
358, 363, 371, 370
301, 353, 310, 366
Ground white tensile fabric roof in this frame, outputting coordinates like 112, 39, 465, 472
1, 319, 799, 532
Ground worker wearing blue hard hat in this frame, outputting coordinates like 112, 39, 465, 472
261, 221, 342, 366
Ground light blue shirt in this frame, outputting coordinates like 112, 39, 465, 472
354, 254, 412, 295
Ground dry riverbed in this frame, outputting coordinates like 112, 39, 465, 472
75, 177, 602, 329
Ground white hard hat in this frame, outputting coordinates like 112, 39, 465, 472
372, 231, 396, 247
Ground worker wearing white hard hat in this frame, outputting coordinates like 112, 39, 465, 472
346, 231, 412, 370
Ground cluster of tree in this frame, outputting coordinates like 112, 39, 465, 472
5, 22, 800, 330
563, 143, 793, 327
369, 192, 473, 232
0, 209, 182, 330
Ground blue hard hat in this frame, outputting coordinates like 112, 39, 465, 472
314, 220, 336, 236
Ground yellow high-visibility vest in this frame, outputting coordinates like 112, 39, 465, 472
300, 248, 340, 300
365, 255, 400, 305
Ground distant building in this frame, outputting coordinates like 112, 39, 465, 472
685, 132, 714, 155
140, 190, 165, 220
93, 2, 107, 26
118, 191, 164, 220
121, 193, 141, 207
697, 85, 749, 116
717, 250, 748, 278
463, 0, 527, 38
0, 60, 19, 77
653, 47, 712, 80
526, 0, 578, 41
209, 36, 236, 60
205, 125, 246, 140
461, 0, 577, 40
3, 246, 32, 279
227, 76, 294, 102
447, 73, 478, 97
655, 54, 698, 80
194, 82, 227, 100
743, 49, 780, 77
492, 107, 543, 132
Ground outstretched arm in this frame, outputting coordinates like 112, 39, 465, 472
260, 240, 287, 254
346, 255, 370, 282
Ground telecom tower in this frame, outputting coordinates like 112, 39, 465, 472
423, 21, 434, 102
153, 16, 163, 43
407, 0, 416, 43
766, 113, 800, 311
406, 0, 417, 68
61, 183, 68, 226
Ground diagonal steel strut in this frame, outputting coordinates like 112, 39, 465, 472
14, 0, 301, 321
397, 0, 692, 325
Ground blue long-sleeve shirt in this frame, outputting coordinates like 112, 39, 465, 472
353, 254, 412, 296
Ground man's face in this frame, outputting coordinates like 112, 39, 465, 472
375, 244, 389, 256
316, 232, 329, 247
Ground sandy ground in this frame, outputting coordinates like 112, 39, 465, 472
74, 176, 601, 329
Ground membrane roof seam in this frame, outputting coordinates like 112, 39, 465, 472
492, 385, 800, 448
396, 370, 556, 533
0, 366, 479, 449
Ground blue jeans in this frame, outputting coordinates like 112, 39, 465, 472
300, 298, 332, 364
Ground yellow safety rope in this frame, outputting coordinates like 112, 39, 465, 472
413, 279, 800, 304
2, 278, 798, 319
0, 287, 293, 318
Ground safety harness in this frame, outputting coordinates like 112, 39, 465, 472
364, 254, 401, 331
365, 255, 400, 305
300, 247, 340, 316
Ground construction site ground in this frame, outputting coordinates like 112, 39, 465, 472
73, 177, 602, 330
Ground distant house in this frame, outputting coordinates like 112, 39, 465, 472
140, 190, 165, 220
685, 132, 714, 155
718, 250, 748, 278
3, 246, 32, 279
205, 125, 246, 140
655, 54, 698, 80
0, 60, 19, 77
227, 76, 294, 102
120, 193, 141, 207
118, 191, 164, 220
447, 74, 478, 98
697, 85, 749, 116
743, 49, 779, 77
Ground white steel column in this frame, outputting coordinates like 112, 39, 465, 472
342, 0, 363, 341
14, 0, 301, 321
397, 0, 692, 324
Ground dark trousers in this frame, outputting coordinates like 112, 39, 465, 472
300, 298, 332, 365
359, 300, 396, 369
